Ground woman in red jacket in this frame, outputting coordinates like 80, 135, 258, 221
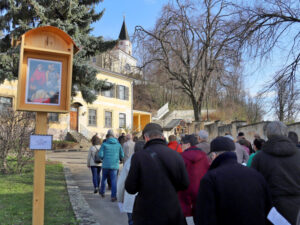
178, 135, 209, 217
168, 135, 183, 153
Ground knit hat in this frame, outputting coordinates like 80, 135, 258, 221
142, 123, 163, 137
181, 135, 198, 146
210, 136, 235, 153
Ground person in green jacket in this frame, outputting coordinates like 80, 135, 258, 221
99, 129, 124, 201
247, 138, 265, 167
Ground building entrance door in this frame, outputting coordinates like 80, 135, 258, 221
70, 106, 78, 131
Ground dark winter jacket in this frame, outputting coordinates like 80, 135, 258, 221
252, 135, 300, 225
125, 138, 190, 225
178, 146, 209, 217
194, 152, 272, 225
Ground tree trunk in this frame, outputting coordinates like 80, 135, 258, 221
191, 96, 200, 122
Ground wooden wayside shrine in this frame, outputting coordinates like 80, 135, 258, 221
16, 26, 78, 225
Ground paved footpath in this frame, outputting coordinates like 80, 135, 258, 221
46, 150, 194, 225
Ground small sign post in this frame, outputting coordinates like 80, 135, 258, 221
16, 26, 78, 225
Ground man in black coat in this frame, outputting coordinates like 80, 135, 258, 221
252, 121, 300, 225
194, 136, 272, 225
125, 123, 189, 225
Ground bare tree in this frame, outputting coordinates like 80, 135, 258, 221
0, 109, 34, 174
135, 0, 241, 121
273, 78, 300, 122
235, 0, 300, 88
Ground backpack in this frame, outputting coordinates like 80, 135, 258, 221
93, 146, 102, 164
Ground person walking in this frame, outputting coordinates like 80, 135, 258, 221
123, 134, 135, 163
194, 136, 272, 225
168, 134, 183, 153
118, 132, 126, 147
196, 130, 210, 154
288, 131, 300, 148
247, 138, 265, 167
117, 141, 145, 225
178, 135, 209, 218
224, 134, 249, 164
238, 138, 250, 155
125, 123, 189, 225
99, 129, 124, 202
251, 121, 300, 224
87, 134, 102, 193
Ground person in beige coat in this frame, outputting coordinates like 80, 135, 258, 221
87, 134, 102, 193
196, 130, 210, 154
117, 141, 145, 225
123, 134, 135, 163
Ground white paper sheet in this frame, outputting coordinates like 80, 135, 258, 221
29, 135, 52, 150
118, 202, 125, 213
267, 207, 291, 225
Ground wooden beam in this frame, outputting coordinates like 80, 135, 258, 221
32, 112, 48, 225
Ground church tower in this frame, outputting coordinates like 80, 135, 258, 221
118, 17, 132, 55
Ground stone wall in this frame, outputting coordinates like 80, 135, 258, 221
205, 120, 300, 143
205, 120, 247, 141
237, 122, 270, 143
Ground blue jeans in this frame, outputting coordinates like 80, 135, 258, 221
127, 213, 133, 225
91, 166, 101, 188
100, 168, 118, 198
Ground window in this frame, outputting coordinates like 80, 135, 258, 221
105, 111, 112, 128
49, 113, 59, 122
118, 85, 125, 100
0, 96, 12, 111
101, 82, 115, 98
117, 85, 129, 100
88, 109, 97, 126
92, 57, 96, 63
119, 113, 126, 128
125, 63, 131, 72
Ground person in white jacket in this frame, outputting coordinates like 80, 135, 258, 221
87, 134, 102, 193
117, 141, 145, 225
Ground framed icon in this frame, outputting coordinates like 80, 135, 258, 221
25, 58, 62, 105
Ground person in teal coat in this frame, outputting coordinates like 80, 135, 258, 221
247, 138, 265, 167
99, 130, 124, 201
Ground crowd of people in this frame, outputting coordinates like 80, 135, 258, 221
87, 121, 300, 225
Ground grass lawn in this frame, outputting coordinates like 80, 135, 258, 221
0, 161, 78, 225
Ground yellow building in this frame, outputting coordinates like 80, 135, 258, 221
133, 110, 152, 133
0, 68, 133, 139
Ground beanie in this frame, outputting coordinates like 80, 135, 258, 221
210, 136, 235, 153
142, 123, 163, 137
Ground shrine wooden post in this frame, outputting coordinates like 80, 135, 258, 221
16, 26, 78, 225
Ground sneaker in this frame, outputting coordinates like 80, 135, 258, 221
99, 193, 105, 198
111, 197, 117, 202
94, 188, 98, 194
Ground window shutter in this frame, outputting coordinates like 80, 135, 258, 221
125, 87, 129, 100
110, 84, 116, 98
116, 85, 120, 99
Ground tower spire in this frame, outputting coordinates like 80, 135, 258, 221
119, 17, 130, 41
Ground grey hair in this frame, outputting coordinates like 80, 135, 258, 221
265, 121, 288, 138
198, 130, 209, 141
144, 130, 163, 139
